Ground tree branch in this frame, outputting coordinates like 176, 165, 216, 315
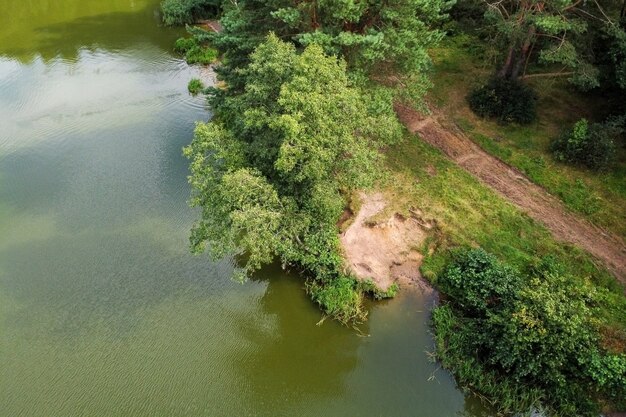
521, 71, 574, 79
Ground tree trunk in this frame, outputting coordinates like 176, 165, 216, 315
497, 26, 536, 81
498, 45, 517, 78
511, 26, 536, 79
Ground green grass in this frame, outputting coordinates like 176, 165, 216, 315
385, 131, 626, 413
381, 32, 626, 414
427, 34, 626, 239
359, 280, 399, 300
384, 132, 626, 336
386, 134, 612, 284
306, 275, 366, 323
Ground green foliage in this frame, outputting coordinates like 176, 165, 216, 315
206, 0, 452, 106
184, 35, 402, 321
586, 351, 626, 408
161, 0, 222, 26
185, 46, 218, 65
608, 25, 626, 90
551, 118, 622, 171
479, 0, 615, 88
431, 34, 626, 238
307, 276, 366, 323
174, 36, 218, 65
448, 0, 487, 31
187, 78, 204, 94
162, 0, 193, 26
467, 77, 537, 124
359, 280, 400, 300
432, 304, 544, 415
174, 37, 196, 53
438, 248, 522, 316
433, 248, 626, 416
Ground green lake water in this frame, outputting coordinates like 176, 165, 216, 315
0, 1, 491, 416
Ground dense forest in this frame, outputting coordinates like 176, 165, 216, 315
165, 0, 626, 415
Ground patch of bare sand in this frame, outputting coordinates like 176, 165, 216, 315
340, 192, 434, 291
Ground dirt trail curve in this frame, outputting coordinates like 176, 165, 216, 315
395, 104, 626, 284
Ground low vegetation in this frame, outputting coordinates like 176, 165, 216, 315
386, 132, 623, 293
385, 132, 626, 415
420, 5, 626, 408
187, 78, 204, 95
359, 280, 400, 300
551, 117, 624, 171
428, 34, 626, 239
433, 248, 626, 416
174, 36, 218, 65
467, 77, 537, 124
449, 0, 626, 225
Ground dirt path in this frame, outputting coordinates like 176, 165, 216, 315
395, 104, 626, 283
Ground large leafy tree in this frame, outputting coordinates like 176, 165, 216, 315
482, 0, 622, 89
184, 35, 401, 321
182, 0, 450, 322
193, 0, 452, 100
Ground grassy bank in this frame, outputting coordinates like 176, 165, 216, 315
383, 129, 626, 414
427, 35, 626, 239
383, 130, 626, 342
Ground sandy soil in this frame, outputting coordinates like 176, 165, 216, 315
395, 103, 626, 284
340, 193, 435, 291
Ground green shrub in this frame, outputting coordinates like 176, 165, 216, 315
173, 37, 218, 65
432, 304, 544, 415
586, 351, 626, 408
161, 0, 221, 26
306, 276, 366, 323
174, 37, 196, 54
162, 0, 193, 26
359, 279, 399, 300
467, 77, 537, 124
551, 118, 621, 171
187, 78, 204, 95
438, 248, 522, 316
433, 248, 626, 416
185, 45, 218, 65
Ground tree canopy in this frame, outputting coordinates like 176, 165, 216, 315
182, 0, 453, 322
184, 34, 401, 321
191, 0, 452, 104
161, 0, 222, 26
454, 0, 624, 90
